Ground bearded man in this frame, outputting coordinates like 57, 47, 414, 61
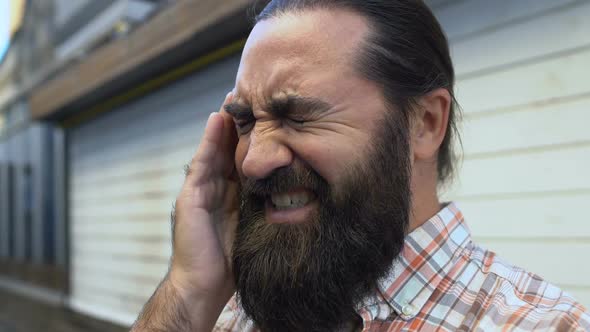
131, 1, 590, 331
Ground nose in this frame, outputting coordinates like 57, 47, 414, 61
241, 129, 293, 180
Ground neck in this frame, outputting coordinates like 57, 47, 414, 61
408, 167, 441, 233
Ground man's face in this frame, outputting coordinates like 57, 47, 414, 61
228, 9, 412, 332
230, 9, 387, 200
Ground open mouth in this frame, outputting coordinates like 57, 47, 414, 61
264, 188, 318, 224
269, 189, 316, 210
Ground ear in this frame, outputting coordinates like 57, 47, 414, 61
411, 88, 451, 163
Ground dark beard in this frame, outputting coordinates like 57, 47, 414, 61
232, 112, 412, 332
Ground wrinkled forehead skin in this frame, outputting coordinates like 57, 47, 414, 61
235, 8, 386, 124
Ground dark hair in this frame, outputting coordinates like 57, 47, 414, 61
253, 0, 461, 185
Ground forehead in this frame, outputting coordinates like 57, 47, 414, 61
235, 9, 369, 103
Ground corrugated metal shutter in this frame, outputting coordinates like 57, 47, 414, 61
435, 0, 590, 306
68, 55, 240, 325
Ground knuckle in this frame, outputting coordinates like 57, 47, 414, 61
184, 163, 192, 177
174, 193, 186, 209
175, 186, 195, 210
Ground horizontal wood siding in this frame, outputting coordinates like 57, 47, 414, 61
68, 55, 240, 325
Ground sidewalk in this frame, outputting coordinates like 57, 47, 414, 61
0, 289, 127, 332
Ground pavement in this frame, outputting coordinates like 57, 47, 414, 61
0, 289, 127, 332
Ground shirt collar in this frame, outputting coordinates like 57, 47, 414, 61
358, 202, 471, 321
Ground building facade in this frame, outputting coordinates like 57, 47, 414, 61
0, 0, 588, 328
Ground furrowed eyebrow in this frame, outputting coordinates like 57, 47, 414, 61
269, 95, 332, 117
224, 95, 333, 118
224, 103, 253, 119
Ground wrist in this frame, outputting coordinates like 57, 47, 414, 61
167, 271, 232, 330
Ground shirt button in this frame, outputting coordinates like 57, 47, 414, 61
402, 303, 417, 317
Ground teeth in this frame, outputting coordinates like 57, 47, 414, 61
271, 192, 312, 209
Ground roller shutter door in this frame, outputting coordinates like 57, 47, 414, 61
68, 55, 240, 325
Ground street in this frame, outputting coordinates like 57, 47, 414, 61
0, 289, 126, 332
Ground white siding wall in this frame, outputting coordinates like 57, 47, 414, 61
433, 0, 590, 306
68, 56, 240, 325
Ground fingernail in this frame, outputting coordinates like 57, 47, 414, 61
209, 112, 218, 119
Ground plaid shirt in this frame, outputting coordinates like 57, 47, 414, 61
214, 202, 590, 331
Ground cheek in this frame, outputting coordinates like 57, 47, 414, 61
234, 130, 368, 186
292, 139, 360, 186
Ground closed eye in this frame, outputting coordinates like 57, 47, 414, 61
225, 102, 255, 135
288, 118, 307, 126
234, 117, 255, 135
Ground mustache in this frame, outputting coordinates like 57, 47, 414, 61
240, 166, 327, 198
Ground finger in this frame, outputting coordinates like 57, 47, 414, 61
219, 104, 239, 178
218, 184, 240, 260
187, 92, 233, 183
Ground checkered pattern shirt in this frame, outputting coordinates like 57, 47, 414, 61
214, 202, 590, 331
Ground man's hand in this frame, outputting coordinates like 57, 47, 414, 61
132, 92, 239, 331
